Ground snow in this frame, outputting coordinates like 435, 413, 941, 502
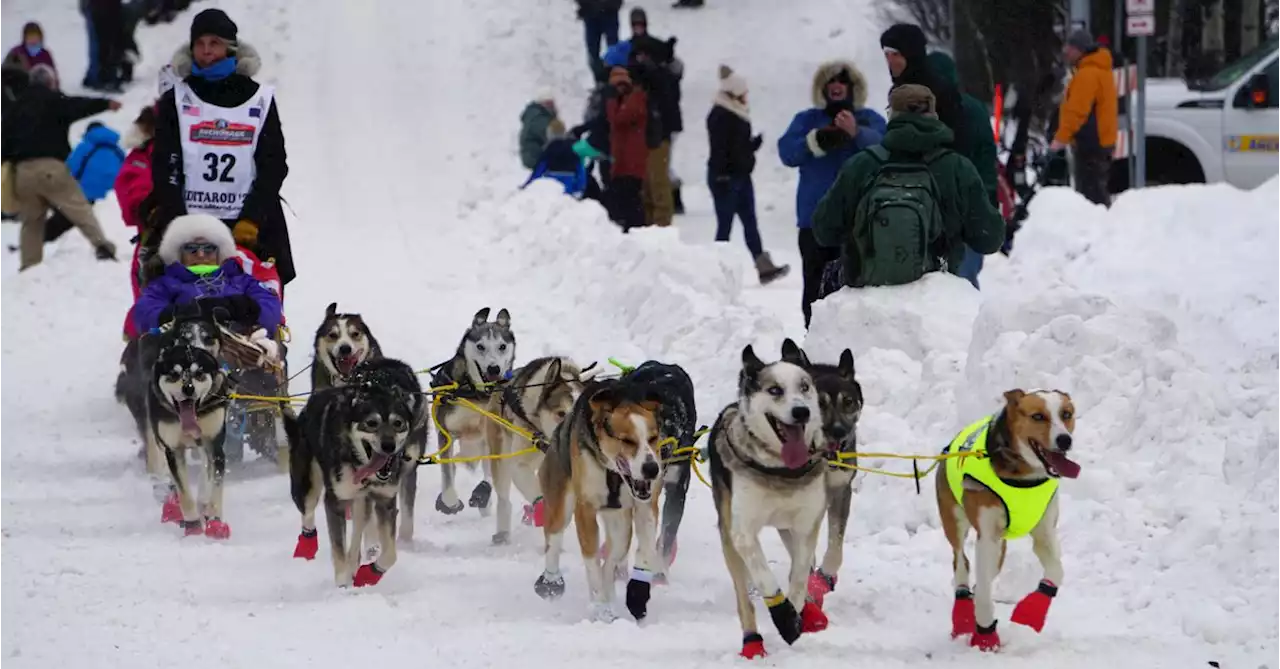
2, 0, 1276, 668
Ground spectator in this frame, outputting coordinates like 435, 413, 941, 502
927, 51, 1000, 289
519, 91, 560, 170
810, 85, 1005, 291
605, 65, 648, 231
778, 60, 886, 328
88, 0, 127, 92
1050, 29, 1118, 207
707, 66, 788, 284
628, 7, 681, 228
44, 120, 126, 243
5, 22, 58, 87
116, 104, 158, 308
576, 0, 621, 82
880, 23, 965, 151
0, 60, 119, 270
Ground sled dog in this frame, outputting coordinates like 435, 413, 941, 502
707, 339, 830, 658
310, 302, 383, 392
936, 389, 1080, 651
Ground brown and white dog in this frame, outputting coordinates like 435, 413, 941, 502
936, 389, 1081, 651
532, 378, 666, 624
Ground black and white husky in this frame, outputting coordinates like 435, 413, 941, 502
311, 302, 383, 392
707, 339, 830, 659
427, 307, 516, 515
285, 361, 418, 588
145, 342, 232, 539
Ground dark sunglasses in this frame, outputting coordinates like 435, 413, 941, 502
182, 242, 219, 255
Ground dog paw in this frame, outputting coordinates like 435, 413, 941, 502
970, 621, 1000, 651
353, 563, 385, 587
626, 572, 652, 621
522, 497, 545, 527
951, 589, 977, 638
204, 518, 231, 540
491, 531, 510, 546
293, 529, 318, 560
1010, 581, 1056, 633
800, 601, 828, 633
180, 519, 204, 537
160, 492, 182, 524
766, 594, 802, 645
468, 481, 492, 508
807, 569, 835, 607
740, 633, 767, 659
534, 572, 566, 600
435, 493, 464, 515
588, 603, 618, 623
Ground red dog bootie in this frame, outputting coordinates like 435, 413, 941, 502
800, 600, 829, 633
204, 518, 231, 540
970, 621, 1001, 651
353, 563, 385, 587
740, 632, 767, 659
522, 497, 545, 527
952, 587, 976, 638
160, 492, 182, 524
180, 519, 204, 537
1010, 580, 1057, 632
807, 569, 836, 607
293, 528, 319, 559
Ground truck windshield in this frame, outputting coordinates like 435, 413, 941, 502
1188, 39, 1279, 92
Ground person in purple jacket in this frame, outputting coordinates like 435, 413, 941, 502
5, 23, 58, 88
778, 60, 886, 328
132, 213, 282, 335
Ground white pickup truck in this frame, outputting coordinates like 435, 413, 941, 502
1115, 38, 1278, 190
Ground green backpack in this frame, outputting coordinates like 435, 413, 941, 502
848, 145, 949, 287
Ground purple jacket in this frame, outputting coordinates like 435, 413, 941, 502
133, 260, 283, 334
6, 44, 57, 78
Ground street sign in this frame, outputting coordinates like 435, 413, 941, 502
1125, 0, 1155, 13
1126, 14, 1156, 36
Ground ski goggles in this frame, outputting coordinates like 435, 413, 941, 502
182, 242, 220, 255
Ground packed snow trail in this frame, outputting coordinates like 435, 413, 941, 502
2, 0, 1277, 667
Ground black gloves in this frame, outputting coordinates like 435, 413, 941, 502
815, 126, 848, 152
196, 295, 260, 325
751, 133, 763, 152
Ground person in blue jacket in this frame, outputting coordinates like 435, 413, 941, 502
778, 60, 886, 328
45, 120, 124, 242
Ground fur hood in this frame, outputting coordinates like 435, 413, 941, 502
169, 41, 262, 78
810, 60, 868, 109
159, 214, 238, 265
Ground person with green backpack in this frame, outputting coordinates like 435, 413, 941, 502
810, 84, 1005, 293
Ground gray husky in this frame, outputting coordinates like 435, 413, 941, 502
427, 307, 517, 515
707, 339, 829, 658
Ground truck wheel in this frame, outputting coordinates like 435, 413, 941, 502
1145, 138, 1205, 186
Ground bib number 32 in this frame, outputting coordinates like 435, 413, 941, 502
202, 152, 236, 182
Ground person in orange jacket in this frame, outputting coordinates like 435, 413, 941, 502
1050, 29, 1118, 207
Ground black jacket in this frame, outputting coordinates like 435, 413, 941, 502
892, 61, 966, 155
152, 52, 294, 284
2, 82, 111, 163
630, 35, 683, 138
706, 105, 759, 178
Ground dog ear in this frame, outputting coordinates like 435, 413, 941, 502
639, 399, 663, 416
741, 345, 765, 376
325, 302, 337, 319
495, 308, 511, 329
838, 349, 856, 379
588, 385, 618, 416
1003, 389, 1026, 407
472, 307, 491, 326
780, 338, 810, 368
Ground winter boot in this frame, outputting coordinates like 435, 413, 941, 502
95, 242, 118, 261
672, 184, 685, 215
754, 252, 790, 285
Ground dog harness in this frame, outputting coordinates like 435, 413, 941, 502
944, 416, 1058, 540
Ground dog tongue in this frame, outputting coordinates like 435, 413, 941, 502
179, 402, 201, 438
355, 452, 391, 482
1045, 451, 1081, 479
780, 425, 809, 469
339, 355, 359, 376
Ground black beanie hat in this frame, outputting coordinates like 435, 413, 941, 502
880, 23, 928, 62
630, 7, 648, 25
190, 9, 238, 45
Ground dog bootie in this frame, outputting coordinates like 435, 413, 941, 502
180, 520, 203, 537
522, 497, 545, 527
807, 569, 836, 607
160, 492, 182, 524
765, 592, 802, 645
435, 493, 464, 515
534, 571, 565, 599
970, 621, 1000, 651
800, 600, 829, 633
1010, 580, 1057, 633
626, 569, 652, 621
294, 528, 318, 560
469, 481, 492, 509
204, 518, 231, 540
353, 563, 385, 587
740, 632, 767, 659
952, 587, 976, 638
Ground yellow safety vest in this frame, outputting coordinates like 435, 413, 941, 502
945, 416, 1058, 540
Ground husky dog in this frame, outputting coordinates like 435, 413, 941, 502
311, 302, 383, 392
936, 389, 1081, 652
145, 342, 232, 539
803, 349, 862, 607
485, 356, 591, 545
285, 371, 417, 588
707, 339, 830, 659
533, 377, 667, 623
428, 307, 516, 515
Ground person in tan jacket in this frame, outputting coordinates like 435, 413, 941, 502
1050, 29, 1118, 207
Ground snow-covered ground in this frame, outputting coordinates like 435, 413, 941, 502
2, 0, 1276, 667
